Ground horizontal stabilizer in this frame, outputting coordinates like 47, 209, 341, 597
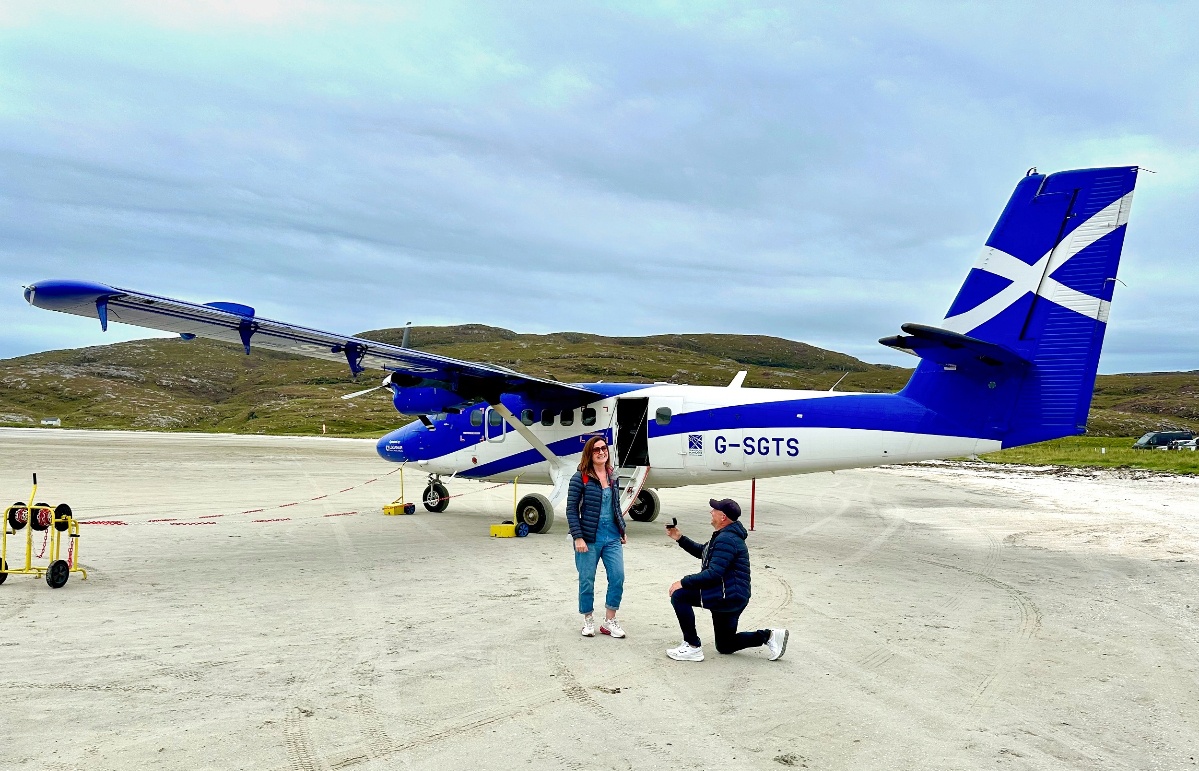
879, 323, 1030, 371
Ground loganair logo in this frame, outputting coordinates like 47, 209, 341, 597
942, 192, 1133, 336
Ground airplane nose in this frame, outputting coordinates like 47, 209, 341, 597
376, 429, 409, 462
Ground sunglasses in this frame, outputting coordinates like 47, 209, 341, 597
592, 446, 609, 454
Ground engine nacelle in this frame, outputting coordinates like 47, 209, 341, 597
391, 386, 462, 415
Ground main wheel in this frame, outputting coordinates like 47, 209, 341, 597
46, 559, 69, 589
515, 493, 555, 534
627, 488, 661, 522
422, 482, 450, 513
7, 504, 28, 531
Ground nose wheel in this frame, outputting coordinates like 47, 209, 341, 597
422, 480, 450, 512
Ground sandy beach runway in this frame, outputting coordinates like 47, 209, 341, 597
1, 428, 1197, 770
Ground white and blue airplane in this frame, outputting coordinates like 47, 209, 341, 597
24, 166, 1138, 535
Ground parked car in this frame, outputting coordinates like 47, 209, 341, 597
1171, 438, 1199, 451
1132, 430, 1194, 450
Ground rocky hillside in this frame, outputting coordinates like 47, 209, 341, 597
0, 325, 1194, 437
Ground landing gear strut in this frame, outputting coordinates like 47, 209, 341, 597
422, 476, 449, 513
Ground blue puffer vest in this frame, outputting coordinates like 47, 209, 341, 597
565, 469, 625, 543
677, 520, 752, 612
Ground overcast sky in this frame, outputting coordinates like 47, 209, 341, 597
2, 1, 1196, 373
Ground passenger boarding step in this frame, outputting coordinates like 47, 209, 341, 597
617, 465, 651, 516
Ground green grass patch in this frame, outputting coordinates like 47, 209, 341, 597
978, 435, 1199, 474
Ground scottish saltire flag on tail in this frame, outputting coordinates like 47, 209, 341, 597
897, 166, 1138, 447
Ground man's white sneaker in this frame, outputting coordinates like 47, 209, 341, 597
581, 615, 596, 637
666, 642, 704, 661
766, 628, 789, 661
600, 618, 626, 639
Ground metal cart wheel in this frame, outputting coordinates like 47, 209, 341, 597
46, 560, 70, 589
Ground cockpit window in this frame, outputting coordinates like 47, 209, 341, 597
470, 409, 483, 427
655, 407, 672, 425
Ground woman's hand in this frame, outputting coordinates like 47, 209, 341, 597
620, 533, 627, 545
574, 538, 588, 553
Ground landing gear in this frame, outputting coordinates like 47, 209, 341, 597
515, 493, 555, 534
627, 488, 661, 522
422, 478, 450, 513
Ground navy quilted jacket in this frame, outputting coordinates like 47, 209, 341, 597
677, 521, 751, 612
565, 469, 625, 542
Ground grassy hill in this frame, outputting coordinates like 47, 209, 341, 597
1, 325, 1196, 438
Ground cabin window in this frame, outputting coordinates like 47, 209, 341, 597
655, 407, 673, 425
560, 409, 574, 427
540, 409, 555, 427
520, 409, 535, 426
581, 407, 597, 426
488, 409, 503, 427
470, 409, 483, 427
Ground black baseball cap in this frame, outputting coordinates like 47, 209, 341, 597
709, 498, 741, 520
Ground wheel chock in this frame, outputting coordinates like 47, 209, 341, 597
490, 523, 517, 538
382, 501, 416, 515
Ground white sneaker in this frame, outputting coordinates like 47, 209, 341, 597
766, 628, 789, 661
581, 615, 596, 637
600, 618, 626, 639
666, 642, 704, 661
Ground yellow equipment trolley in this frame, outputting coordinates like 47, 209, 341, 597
1, 474, 86, 589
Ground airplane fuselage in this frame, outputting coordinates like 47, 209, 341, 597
376, 382, 1002, 487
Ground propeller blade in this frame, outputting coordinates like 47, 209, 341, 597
342, 385, 385, 400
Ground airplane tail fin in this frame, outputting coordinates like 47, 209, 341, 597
884, 166, 1138, 448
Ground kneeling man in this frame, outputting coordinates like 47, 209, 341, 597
666, 498, 788, 662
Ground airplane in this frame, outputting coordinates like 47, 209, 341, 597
23, 166, 1138, 535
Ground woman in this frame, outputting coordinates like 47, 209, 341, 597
565, 435, 628, 638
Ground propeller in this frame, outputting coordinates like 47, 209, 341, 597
341, 323, 411, 401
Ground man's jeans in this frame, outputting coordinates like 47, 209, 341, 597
670, 588, 769, 653
575, 538, 624, 615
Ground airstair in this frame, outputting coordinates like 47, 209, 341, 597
618, 465, 651, 515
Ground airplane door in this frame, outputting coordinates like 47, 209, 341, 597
648, 397, 685, 469
708, 428, 745, 471
484, 407, 506, 442
615, 397, 649, 468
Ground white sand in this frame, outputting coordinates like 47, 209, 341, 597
1, 428, 1196, 770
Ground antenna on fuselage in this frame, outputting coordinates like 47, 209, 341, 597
828, 372, 849, 392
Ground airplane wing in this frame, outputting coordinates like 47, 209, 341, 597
23, 279, 598, 405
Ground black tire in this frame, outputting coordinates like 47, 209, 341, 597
422, 483, 450, 513
46, 559, 69, 589
0, 557, 7, 585
515, 522, 530, 537
515, 493, 555, 534
7, 504, 28, 532
627, 488, 661, 522
54, 503, 73, 532
30, 503, 52, 532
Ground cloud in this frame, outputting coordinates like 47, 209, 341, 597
1, 1, 1197, 375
